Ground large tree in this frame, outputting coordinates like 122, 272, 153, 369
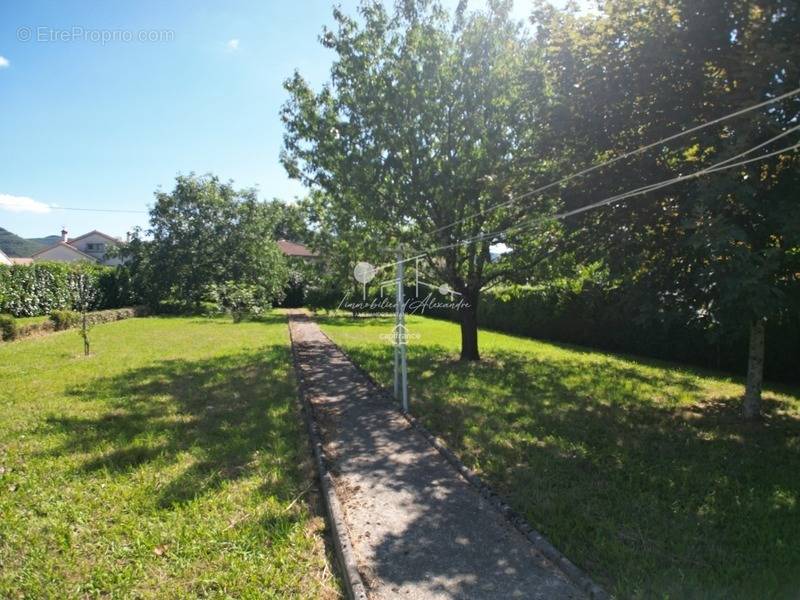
126, 174, 289, 307
281, 0, 556, 360
529, 0, 800, 417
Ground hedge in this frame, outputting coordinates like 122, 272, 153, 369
0, 306, 148, 342
430, 284, 799, 382
0, 262, 135, 317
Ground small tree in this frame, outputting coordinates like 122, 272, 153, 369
74, 273, 98, 355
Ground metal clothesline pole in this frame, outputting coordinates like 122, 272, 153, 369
393, 258, 400, 399
399, 256, 408, 413
393, 247, 409, 412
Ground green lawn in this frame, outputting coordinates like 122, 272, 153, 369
0, 316, 339, 599
319, 314, 800, 599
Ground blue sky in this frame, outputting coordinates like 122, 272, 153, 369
0, 0, 561, 239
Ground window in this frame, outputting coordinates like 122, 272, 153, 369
86, 243, 105, 252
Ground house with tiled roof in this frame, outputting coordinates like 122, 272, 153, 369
30, 229, 123, 265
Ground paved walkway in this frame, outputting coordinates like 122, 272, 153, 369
289, 314, 585, 599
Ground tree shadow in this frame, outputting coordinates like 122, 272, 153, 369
335, 341, 800, 598
43, 345, 302, 508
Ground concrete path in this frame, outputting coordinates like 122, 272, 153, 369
289, 314, 585, 600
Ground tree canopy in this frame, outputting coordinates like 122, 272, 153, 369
126, 174, 289, 309
282, 0, 560, 359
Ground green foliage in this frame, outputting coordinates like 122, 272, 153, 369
212, 281, 267, 322
461, 283, 799, 381
121, 174, 289, 309
0, 308, 145, 343
281, 1, 561, 358
50, 309, 80, 331
267, 198, 314, 244
531, 0, 800, 334
0, 314, 17, 341
0, 262, 131, 317
279, 258, 327, 308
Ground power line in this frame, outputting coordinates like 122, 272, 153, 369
427, 86, 800, 238
49, 206, 149, 214
413, 132, 800, 259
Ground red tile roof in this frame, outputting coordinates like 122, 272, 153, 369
277, 239, 318, 258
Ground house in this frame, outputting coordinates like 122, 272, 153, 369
0, 248, 11, 266
277, 239, 319, 260
30, 229, 123, 265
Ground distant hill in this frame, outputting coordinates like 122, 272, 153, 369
0, 227, 46, 257
27, 235, 61, 246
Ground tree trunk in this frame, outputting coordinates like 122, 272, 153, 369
459, 294, 480, 361
742, 318, 766, 420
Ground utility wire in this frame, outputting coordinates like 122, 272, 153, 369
407, 127, 800, 260
427, 86, 800, 238
49, 206, 149, 214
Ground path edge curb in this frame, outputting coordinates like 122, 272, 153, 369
287, 317, 369, 600
316, 320, 609, 600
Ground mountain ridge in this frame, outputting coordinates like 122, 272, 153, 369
0, 227, 47, 257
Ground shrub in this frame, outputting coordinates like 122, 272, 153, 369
84, 306, 147, 325
50, 309, 81, 331
198, 301, 223, 317
0, 314, 18, 341
213, 281, 266, 322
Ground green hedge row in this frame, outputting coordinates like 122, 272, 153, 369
430, 284, 799, 382
0, 262, 135, 317
0, 306, 147, 341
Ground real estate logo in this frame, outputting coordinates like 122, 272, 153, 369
339, 258, 468, 316
379, 324, 421, 346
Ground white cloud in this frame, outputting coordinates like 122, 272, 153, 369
0, 193, 51, 214
226, 38, 240, 51
0, 56, 9, 69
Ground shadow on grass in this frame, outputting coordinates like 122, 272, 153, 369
339, 341, 800, 598
44, 345, 302, 508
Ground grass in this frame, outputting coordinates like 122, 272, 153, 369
318, 314, 800, 599
0, 315, 340, 599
